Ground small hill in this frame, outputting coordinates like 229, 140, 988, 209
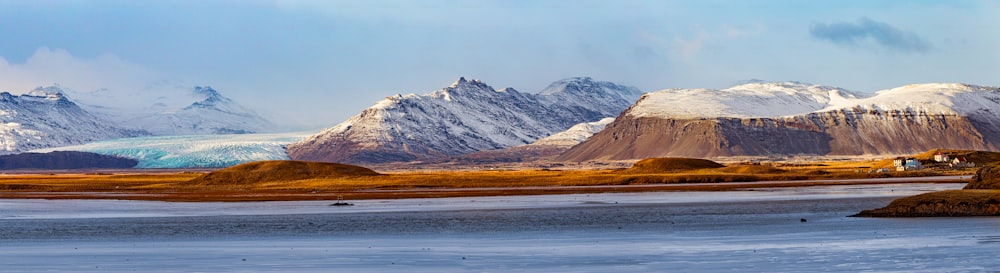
186, 160, 380, 186
0, 151, 137, 170
627, 157, 724, 173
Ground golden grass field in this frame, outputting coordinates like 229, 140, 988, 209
0, 156, 979, 202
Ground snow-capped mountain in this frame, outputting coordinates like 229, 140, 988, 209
531, 117, 615, 147
0, 87, 145, 154
119, 86, 274, 135
33, 132, 311, 168
73, 86, 275, 136
626, 81, 858, 119
559, 82, 1000, 161
538, 77, 644, 117
287, 77, 642, 164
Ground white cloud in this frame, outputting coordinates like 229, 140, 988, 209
0, 47, 159, 94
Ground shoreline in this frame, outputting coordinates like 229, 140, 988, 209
0, 176, 965, 202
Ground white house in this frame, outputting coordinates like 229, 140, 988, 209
933, 153, 950, 163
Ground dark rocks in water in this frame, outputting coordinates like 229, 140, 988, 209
800, 218, 807, 222
0, 151, 137, 170
330, 195, 354, 206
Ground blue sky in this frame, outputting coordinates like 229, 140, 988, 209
1, 0, 997, 128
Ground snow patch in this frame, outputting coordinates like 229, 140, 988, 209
531, 117, 615, 147
627, 81, 1000, 119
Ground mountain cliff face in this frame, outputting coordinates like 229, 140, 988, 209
287, 77, 641, 164
559, 83, 1000, 161
0, 87, 145, 154
119, 86, 275, 135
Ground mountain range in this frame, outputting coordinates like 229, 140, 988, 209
7, 78, 1000, 168
0, 85, 274, 154
558, 82, 1000, 161
287, 77, 642, 164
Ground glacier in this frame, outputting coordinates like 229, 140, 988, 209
32, 132, 312, 168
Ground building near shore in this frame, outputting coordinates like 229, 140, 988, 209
894, 157, 924, 171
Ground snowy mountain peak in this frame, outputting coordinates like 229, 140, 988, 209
186, 86, 232, 110
447, 77, 491, 90
193, 86, 222, 99
536, 77, 644, 119
445, 77, 492, 91
627, 81, 857, 119
539, 77, 643, 99
820, 82, 1000, 115
24, 86, 69, 101
288, 77, 642, 164
432, 78, 515, 102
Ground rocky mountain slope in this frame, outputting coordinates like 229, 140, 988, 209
0, 87, 145, 154
559, 82, 1000, 161
287, 77, 641, 164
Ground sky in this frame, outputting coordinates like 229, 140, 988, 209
0, 0, 998, 129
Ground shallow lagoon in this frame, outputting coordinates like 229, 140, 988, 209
2, 183, 998, 272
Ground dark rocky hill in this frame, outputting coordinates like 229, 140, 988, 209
0, 151, 137, 170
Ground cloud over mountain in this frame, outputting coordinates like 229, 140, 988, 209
0, 47, 159, 93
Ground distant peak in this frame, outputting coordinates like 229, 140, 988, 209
449, 77, 469, 88
194, 86, 221, 99
558, 77, 595, 83
539, 77, 642, 98
445, 77, 492, 91
449, 76, 488, 88
25, 86, 68, 101
186, 86, 231, 109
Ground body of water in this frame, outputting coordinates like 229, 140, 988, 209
2, 183, 998, 272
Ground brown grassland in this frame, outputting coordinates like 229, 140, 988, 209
0, 156, 977, 202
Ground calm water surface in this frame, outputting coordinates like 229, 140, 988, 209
1, 183, 998, 272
